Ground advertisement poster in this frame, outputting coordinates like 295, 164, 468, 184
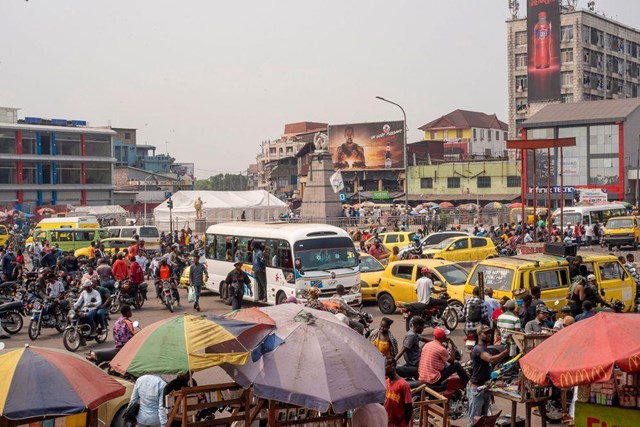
328, 121, 404, 171
563, 157, 579, 176
575, 402, 640, 427
170, 163, 195, 181
527, 0, 561, 102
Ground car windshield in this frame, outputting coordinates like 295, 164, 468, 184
294, 237, 359, 271
433, 264, 469, 285
434, 238, 455, 250
469, 264, 515, 292
607, 219, 633, 229
360, 255, 384, 272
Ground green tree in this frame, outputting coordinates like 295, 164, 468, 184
195, 173, 248, 191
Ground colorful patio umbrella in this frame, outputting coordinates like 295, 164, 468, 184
223, 304, 386, 413
508, 202, 524, 209
458, 203, 479, 210
520, 312, 640, 388
439, 201, 454, 208
0, 346, 125, 420
111, 313, 275, 376
35, 207, 56, 215
484, 202, 504, 209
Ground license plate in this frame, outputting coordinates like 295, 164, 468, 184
465, 340, 476, 347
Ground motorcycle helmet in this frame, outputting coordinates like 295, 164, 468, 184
587, 274, 596, 282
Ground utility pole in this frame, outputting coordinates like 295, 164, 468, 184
636, 134, 640, 208
168, 197, 174, 234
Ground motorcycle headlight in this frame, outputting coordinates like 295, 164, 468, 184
350, 283, 361, 294
68, 311, 76, 320
15, 292, 22, 299
33, 301, 42, 310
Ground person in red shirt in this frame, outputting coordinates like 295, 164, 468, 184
129, 259, 144, 285
418, 328, 469, 385
384, 356, 412, 427
112, 253, 129, 281
368, 240, 389, 262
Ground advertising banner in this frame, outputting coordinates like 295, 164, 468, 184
170, 163, 195, 181
328, 121, 404, 171
527, 0, 561, 102
575, 402, 640, 427
562, 157, 579, 176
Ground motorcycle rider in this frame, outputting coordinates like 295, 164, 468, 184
73, 280, 102, 336
415, 267, 447, 313
62, 251, 79, 273
128, 257, 145, 301
585, 274, 611, 309
113, 304, 136, 350
112, 253, 128, 282
225, 262, 252, 310
96, 258, 115, 293
395, 316, 429, 379
407, 235, 423, 259
154, 259, 180, 306
81, 266, 100, 287
329, 284, 364, 334
418, 327, 469, 387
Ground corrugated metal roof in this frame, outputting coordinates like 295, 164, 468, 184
419, 110, 508, 131
523, 98, 640, 128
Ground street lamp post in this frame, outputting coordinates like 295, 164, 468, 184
376, 96, 409, 227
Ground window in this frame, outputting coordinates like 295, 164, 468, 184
469, 265, 514, 292
496, 131, 500, 141
477, 176, 491, 188
488, 130, 492, 142
480, 129, 485, 140
599, 262, 626, 281
277, 177, 288, 188
57, 163, 81, 184
22, 162, 37, 184
447, 177, 460, 188
451, 238, 469, 250
561, 25, 573, 42
213, 234, 233, 261
473, 129, 477, 140
561, 94, 574, 103
56, 133, 81, 156
515, 54, 527, 69
562, 72, 574, 87
85, 163, 111, 184
534, 270, 563, 290
124, 132, 131, 140
471, 238, 487, 248
392, 264, 414, 281
73, 231, 96, 242
516, 75, 528, 92
507, 176, 521, 187
420, 177, 433, 189
431, 131, 436, 139
443, 130, 449, 140
0, 131, 16, 154
84, 134, 111, 157
0, 162, 16, 184
515, 31, 527, 47
386, 235, 398, 243
456, 129, 463, 138
561, 48, 574, 63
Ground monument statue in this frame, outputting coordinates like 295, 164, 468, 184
194, 196, 206, 219
313, 132, 329, 152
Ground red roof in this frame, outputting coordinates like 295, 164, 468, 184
419, 109, 507, 132
282, 121, 328, 136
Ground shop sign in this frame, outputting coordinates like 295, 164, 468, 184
575, 402, 640, 427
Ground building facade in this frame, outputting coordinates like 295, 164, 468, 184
521, 98, 640, 205
507, 8, 640, 138
418, 110, 509, 159
0, 117, 115, 210
112, 127, 174, 174
407, 160, 521, 202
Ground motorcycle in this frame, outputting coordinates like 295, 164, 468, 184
353, 309, 373, 338
87, 320, 140, 371
28, 297, 68, 340
400, 293, 458, 332
109, 281, 146, 314
159, 279, 178, 312
62, 305, 109, 352
0, 296, 25, 335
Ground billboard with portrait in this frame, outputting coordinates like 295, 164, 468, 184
327, 121, 404, 171
170, 163, 195, 181
527, 0, 561, 102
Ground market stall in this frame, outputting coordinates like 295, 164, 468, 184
520, 312, 640, 427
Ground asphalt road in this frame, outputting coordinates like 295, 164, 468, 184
6, 244, 626, 425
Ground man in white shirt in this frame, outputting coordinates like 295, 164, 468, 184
73, 281, 102, 336
46, 275, 65, 299
415, 267, 446, 311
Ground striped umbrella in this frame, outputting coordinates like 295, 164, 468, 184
111, 314, 275, 376
0, 345, 125, 421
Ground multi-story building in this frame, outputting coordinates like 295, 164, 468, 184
246, 164, 258, 191
256, 121, 327, 192
507, 6, 640, 138
0, 110, 115, 210
418, 110, 509, 159
112, 127, 174, 174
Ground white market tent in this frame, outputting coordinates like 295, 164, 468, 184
72, 205, 128, 220
153, 190, 288, 230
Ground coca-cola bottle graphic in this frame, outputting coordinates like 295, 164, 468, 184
533, 12, 551, 69
384, 143, 392, 168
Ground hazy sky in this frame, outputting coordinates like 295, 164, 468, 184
1, 0, 638, 178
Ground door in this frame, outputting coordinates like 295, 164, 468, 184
389, 263, 417, 304
448, 238, 470, 262
595, 261, 634, 309
471, 237, 489, 260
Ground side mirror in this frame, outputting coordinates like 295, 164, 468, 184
132, 320, 140, 328
434, 281, 443, 287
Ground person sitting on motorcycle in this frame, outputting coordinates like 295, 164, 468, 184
46, 274, 65, 299
113, 304, 136, 350
73, 280, 102, 336
396, 316, 430, 379
154, 259, 174, 300
585, 274, 612, 309
418, 327, 469, 386
330, 285, 364, 334
129, 257, 145, 298
63, 251, 79, 273
112, 253, 128, 282
82, 266, 100, 288
96, 258, 115, 293
415, 267, 447, 313
368, 317, 398, 358
407, 235, 423, 259
305, 286, 326, 311
95, 282, 112, 330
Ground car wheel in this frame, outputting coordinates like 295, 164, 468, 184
110, 405, 127, 427
377, 293, 396, 315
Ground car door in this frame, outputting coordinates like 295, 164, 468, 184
389, 263, 418, 304
449, 237, 470, 262
595, 260, 634, 308
470, 237, 489, 260
531, 268, 570, 307
385, 234, 399, 250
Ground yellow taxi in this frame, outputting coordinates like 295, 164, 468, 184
365, 231, 415, 252
423, 236, 498, 263
74, 238, 136, 260
97, 376, 133, 427
376, 259, 469, 315
0, 225, 8, 247
463, 253, 636, 312
359, 253, 385, 302
179, 253, 208, 288
604, 216, 640, 250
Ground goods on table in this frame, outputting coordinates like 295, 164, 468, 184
576, 371, 640, 408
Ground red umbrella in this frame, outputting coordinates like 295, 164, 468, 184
508, 202, 523, 209
439, 202, 454, 209
520, 312, 640, 388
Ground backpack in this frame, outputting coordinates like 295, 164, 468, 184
466, 300, 484, 323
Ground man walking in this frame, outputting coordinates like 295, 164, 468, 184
225, 262, 251, 310
189, 254, 207, 312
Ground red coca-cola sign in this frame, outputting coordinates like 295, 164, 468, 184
527, 0, 561, 102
